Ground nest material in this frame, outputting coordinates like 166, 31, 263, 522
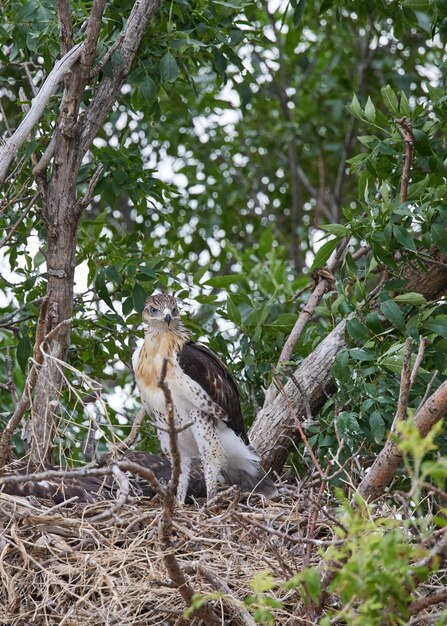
0, 484, 320, 626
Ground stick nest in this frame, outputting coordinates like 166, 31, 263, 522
0, 483, 323, 626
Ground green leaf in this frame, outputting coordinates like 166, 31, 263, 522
320, 223, 348, 237
365, 312, 383, 334
310, 237, 341, 270
258, 228, 274, 256
369, 411, 385, 443
349, 348, 377, 361
205, 275, 241, 288
141, 75, 157, 103
381, 85, 399, 115
393, 225, 417, 251
95, 270, 115, 311
364, 96, 376, 123
413, 128, 432, 156
160, 52, 179, 82
268, 313, 298, 329
424, 318, 447, 339
394, 292, 426, 306
226, 296, 242, 325
300, 568, 321, 603
399, 91, 411, 116
251, 571, 276, 593
17, 334, 32, 373
346, 318, 369, 343
193, 263, 211, 284
133, 283, 147, 313
431, 222, 447, 254
333, 350, 350, 383
348, 93, 363, 120
380, 300, 406, 332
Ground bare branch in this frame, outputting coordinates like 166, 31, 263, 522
114, 407, 147, 453
358, 377, 447, 502
410, 337, 426, 389
409, 588, 447, 616
0, 43, 83, 188
390, 337, 413, 432
156, 360, 222, 625
89, 464, 129, 523
0, 192, 40, 249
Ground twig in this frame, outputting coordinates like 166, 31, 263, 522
75, 163, 105, 212
0, 193, 40, 249
410, 337, 427, 389
231, 510, 342, 547
390, 337, 413, 432
304, 478, 327, 567
409, 588, 447, 615
90, 32, 126, 78
89, 464, 129, 523
275, 375, 326, 482
263, 267, 337, 406
156, 359, 222, 625
396, 117, 415, 203
57, 0, 74, 55
182, 562, 258, 626
114, 407, 147, 452
358, 377, 447, 501
417, 370, 438, 410
0, 43, 84, 188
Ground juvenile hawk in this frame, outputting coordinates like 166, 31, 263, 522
132, 293, 276, 503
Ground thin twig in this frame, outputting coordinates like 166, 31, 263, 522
410, 337, 426, 389
0, 193, 40, 249
157, 359, 222, 625
391, 337, 413, 433
409, 588, 447, 615
275, 375, 326, 481
115, 407, 147, 452
396, 117, 415, 203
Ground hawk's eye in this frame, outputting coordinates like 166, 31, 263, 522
172, 307, 178, 316
149, 306, 158, 315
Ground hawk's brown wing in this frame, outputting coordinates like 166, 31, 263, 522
178, 341, 248, 443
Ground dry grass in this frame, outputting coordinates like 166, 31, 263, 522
0, 483, 326, 626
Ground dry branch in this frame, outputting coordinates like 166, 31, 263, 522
157, 360, 222, 625
0, 43, 83, 188
358, 378, 447, 501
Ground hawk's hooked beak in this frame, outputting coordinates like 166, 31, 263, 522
164, 313, 172, 326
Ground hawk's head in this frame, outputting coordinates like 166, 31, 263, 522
143, 293, 181, 331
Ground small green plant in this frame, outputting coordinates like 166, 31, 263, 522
244, 571, 282, 626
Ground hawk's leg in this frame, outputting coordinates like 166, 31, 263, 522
176, 455, 191, 504
192, 410, 227, 502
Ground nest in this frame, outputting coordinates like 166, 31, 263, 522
0, 482, 326, 626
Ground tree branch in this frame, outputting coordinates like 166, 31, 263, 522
0, 43, 83, 189
358, 378, 447, 502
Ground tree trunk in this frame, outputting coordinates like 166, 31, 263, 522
29, 180, 78, 463
26, 0, 163, 463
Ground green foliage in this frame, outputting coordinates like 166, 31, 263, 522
1, 0, 447, 467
